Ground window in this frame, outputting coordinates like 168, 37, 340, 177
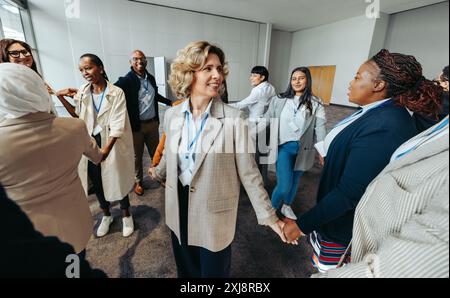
0, 0, 25, 41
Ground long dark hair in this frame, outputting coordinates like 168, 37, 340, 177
0, 38, 39, 74
279, 67, 315, 114
370, 49, 443, 119
79, 53, 109, 81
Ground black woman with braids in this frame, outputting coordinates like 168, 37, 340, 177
281, 49, 444, 273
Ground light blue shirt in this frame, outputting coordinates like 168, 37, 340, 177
138, 73, 156, 120
177, 99, 213, 186
391, 116, 449, 162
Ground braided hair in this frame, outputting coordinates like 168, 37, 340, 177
79, 53, 109, 81
370, 49, 443, 119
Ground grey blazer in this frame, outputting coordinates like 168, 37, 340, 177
262, 95, 327, 171
316, 125, 449, 278
155, 99, 278, 252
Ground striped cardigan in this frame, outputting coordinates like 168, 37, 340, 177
314, 127, 449, 278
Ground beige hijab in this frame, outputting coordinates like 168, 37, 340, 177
0, 63, 54, 119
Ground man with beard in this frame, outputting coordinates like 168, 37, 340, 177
115, 50, 172, 196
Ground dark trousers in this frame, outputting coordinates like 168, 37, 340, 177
255, 127, 270, 187
78, 250, 86, 261
171, 182, 231, 278
88, 134, 130, 210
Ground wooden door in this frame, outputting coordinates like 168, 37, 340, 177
307, 65, 336, 105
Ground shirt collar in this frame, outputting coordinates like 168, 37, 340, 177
182, 98, 213, 119
361, 98, 390, 111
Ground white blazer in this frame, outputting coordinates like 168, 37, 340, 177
75, 82, 134, 201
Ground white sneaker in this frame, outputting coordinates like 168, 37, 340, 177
281, 204, 298, 220
97, 216, 113, 237
122, 216, 134, 237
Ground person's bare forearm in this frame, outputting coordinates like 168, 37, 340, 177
101, 137, 118, 161
56, 95, 78, 118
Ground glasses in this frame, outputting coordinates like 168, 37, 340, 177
132, 57, 147, 62
7, 49, 31, 58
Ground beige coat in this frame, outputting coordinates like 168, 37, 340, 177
0, 112, 103, 253
75, 82, 134, 201
155, 99, 278, 252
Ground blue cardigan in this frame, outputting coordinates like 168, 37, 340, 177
297, 102, 418, 246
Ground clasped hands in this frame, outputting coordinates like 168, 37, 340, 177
270, 218, 304, 245
56, 88, 78, 98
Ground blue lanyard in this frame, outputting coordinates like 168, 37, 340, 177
141, 75, 150, 94
185, 112, 209, 158
292, 98, 301, 118
395, 118, 449, 160
334, 99, 392, 128
92, 88, 107, 113
293, 104, 300, 118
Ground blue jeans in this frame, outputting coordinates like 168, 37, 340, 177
271, 141, 303, 209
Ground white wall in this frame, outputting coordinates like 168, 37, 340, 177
269, 29, 292, 93
369, 13, 391, 58
289, 15, 378, 106
385, 1, 449, 78
28, 0, 269, 102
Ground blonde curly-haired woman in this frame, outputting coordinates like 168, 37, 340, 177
149, 41, 292, 278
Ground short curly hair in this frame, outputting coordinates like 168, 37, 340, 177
168, 41, 229, 99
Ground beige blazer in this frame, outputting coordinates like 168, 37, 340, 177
155, 99, 278, 252
75, 82, 134, 201
0, 112, 103, 253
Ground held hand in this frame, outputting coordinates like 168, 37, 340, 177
100, 148, 110, 162
282, 218, 302, 245
148, 167, 158, 181
270, 220, 287, 243
319, 155, 325, 167
56, 88, 78, 98
46, 84, 55, 95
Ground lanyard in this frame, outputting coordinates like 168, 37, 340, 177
141, 74, 150, 94
92, 88, 106, 114
185, 112, 209, 159
292, 98, 301, 118
394, 118, 449, 160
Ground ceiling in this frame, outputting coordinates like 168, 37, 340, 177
132, 0, 447, 31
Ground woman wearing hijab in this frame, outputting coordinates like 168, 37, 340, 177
0, 63, 104, 257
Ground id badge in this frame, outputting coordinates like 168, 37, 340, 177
179, 169, 192, 186
289, 121, 299, 132
93, 124, 103, 136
